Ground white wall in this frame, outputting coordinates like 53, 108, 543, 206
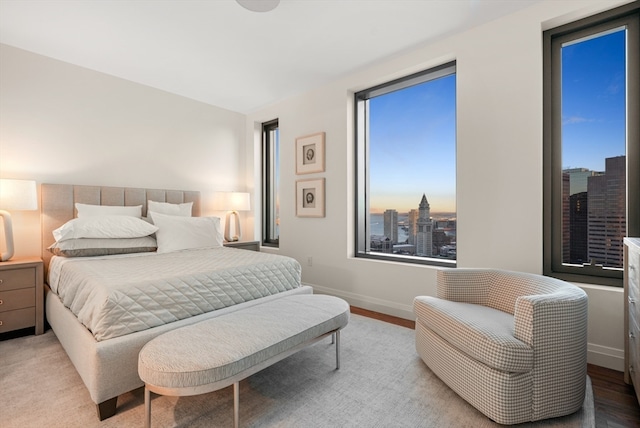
246, 0, 632, 370
0, 44, 252, 257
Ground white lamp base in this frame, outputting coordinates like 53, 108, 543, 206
0, 209, 15, 261
224, 210, 241, 242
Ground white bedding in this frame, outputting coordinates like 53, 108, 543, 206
48, 247, 302, 341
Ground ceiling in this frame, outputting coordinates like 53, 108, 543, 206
0, 0, 539, 113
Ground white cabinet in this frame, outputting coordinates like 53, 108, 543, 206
624, 237, 640, 404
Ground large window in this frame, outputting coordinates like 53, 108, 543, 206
355, 62, 457, 266
262, 119, 280, 247
543, 4, 639, 286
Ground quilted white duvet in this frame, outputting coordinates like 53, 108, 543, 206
48, 247, 302, 341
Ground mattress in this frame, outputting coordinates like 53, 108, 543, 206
48, 247, 302, 341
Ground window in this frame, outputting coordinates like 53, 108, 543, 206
262, 119, 280, 247
355, 62, 457, 266
543, 4, 639, 286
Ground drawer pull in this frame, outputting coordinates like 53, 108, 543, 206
0, 299, 3, 305
0, 279, 3, 284
631, 331, 636, 339
631, 297, 637, 305
0, 320, 2, 326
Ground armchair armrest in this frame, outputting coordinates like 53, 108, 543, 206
436, 269, 495, 305
513, 289, 588, 348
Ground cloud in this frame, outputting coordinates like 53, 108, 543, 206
563, 116, 588, 125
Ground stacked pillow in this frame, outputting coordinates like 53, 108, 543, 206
49, 200, 223, 257
49, 203, 157, 257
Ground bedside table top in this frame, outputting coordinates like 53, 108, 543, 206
223, 240, 259, 246
0, 257, 43, 269
223, 241, 260, 251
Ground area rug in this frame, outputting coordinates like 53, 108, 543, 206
0, 314, 594, 427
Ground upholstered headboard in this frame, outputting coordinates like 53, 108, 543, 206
40, 183, 201, 273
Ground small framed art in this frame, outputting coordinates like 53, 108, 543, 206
296, 178, 325, 217
296, 132, 325, 174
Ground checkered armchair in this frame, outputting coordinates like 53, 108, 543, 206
413, 269, 588, 425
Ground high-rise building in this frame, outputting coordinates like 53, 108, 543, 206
416, 194, 433, 257
562, 167, 600, 265
569, 192, 588, 264
408, 209, 419, 245
383, 209, 398, 244
587, 155, 626, 268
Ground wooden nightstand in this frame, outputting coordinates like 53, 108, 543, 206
223, 241, 260, 252
0, 257, 44, 335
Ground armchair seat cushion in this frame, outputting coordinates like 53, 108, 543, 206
415, 296, 533, 373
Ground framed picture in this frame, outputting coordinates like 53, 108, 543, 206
296, 178, 325, 217
296, 132, 325, 174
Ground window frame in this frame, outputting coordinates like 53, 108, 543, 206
354, 61, 457, 267
543, 3, 640, 287
262, 119, 280, 248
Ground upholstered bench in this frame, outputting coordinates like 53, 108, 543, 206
138, 294, 350, 428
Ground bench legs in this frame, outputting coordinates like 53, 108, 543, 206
144, 330, 342, 428
234, 381, 240, 428
335, 330, 341, 369
145, 387, 151, 428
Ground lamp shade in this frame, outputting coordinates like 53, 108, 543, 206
0, 179, 37, 210
0, 179, 37, 261
216, 192, 250, 212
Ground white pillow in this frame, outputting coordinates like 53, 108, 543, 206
150, 211, 222, 253
148, 200, 193, 217
48, 236, 157, 257
53, 216, 158, 242
76, 203, 142, 218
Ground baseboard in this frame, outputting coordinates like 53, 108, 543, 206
307, 283, 625, 372
308, 283, 415, 321
587, 343, 624, 371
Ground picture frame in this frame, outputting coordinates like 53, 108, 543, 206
296, 178, 325, 218
296, 132, 325, 174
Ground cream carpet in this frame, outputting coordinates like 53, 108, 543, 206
1, 314, 594, 428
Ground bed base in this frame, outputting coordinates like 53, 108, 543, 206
45, 284, 313, 420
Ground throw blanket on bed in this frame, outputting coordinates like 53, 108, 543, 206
48, 247, 302, 341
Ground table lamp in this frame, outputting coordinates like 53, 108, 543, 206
216, 191, 250, 242
0, 179, 38, 261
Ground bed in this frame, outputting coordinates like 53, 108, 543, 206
41, 183, 311, 420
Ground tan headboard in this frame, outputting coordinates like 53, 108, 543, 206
40, 183, 201, 273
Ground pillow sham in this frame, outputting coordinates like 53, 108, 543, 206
150, 211, 222, 253
75, 203, 143, 218
53, 216, 158, 241
48, 236, 157, 257
147, 200, 193, 217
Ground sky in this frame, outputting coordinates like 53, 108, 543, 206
367, 26, 626, 215
369, 74, 456, 214
561, 27, 626, 172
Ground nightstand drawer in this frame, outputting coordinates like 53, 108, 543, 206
0, 307, 35, 333
631, 316, 640, 390
0, 288, 35, 313
0, 267, 36, 291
